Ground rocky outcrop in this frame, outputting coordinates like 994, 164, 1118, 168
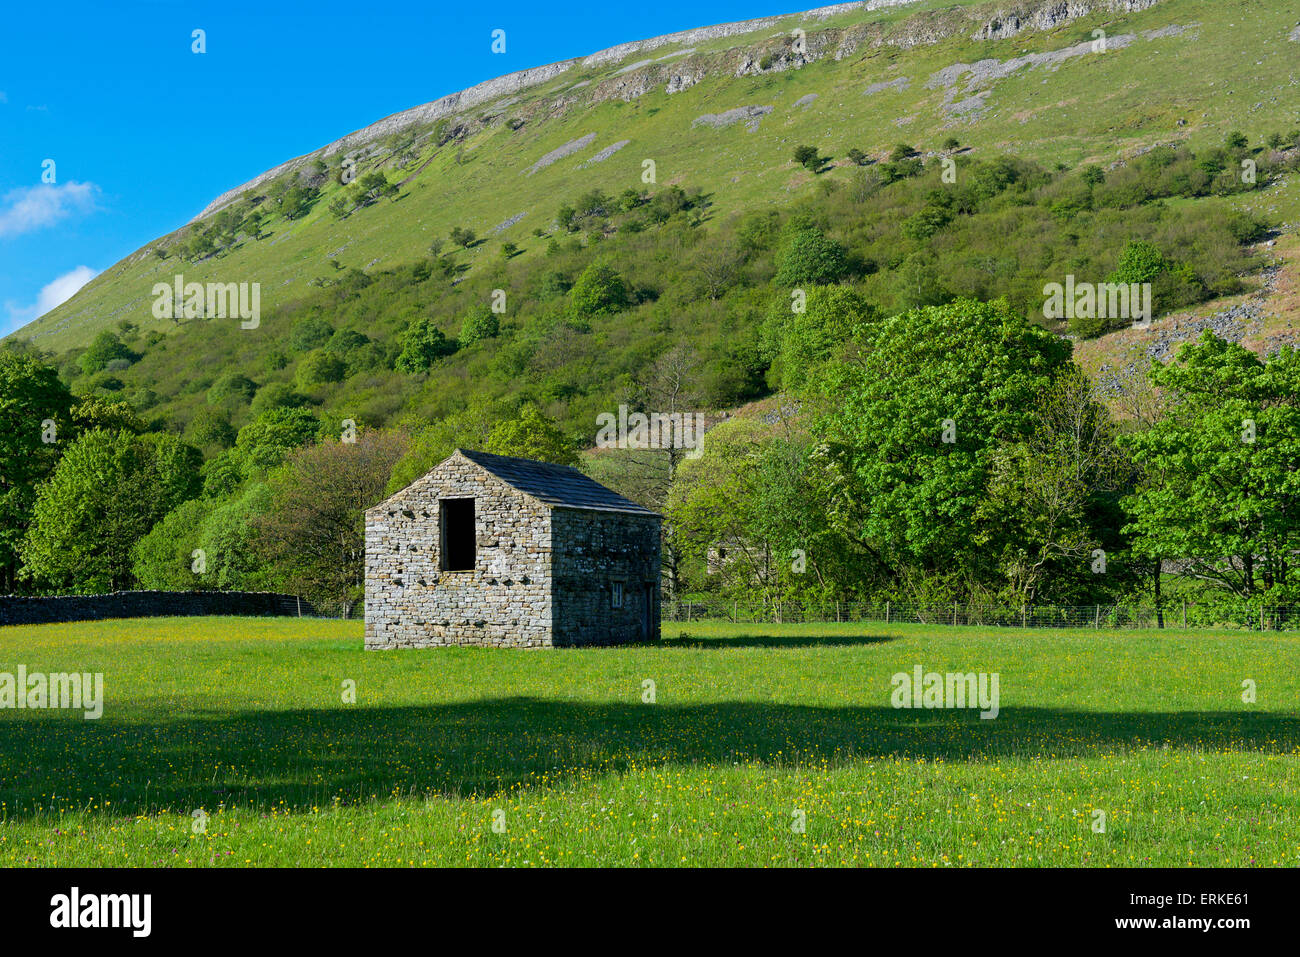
865, 76, 910, 95
928, 33, 1138, 93
194, 1, 921, 219
580, 140, 632, 168
578, 0, 915, 68
926, 22, 1202, 119
526, 133, 597, 175
193, 0, 1169, 220
666, 69, 706, 94
972, 0, 1164, 41
693, 106, 775, 131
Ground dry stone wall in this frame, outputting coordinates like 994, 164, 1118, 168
0, 591, 314, 627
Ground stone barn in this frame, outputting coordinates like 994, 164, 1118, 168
364, 449, 662, 649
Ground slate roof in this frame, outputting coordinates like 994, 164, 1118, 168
457, 449, 660, 517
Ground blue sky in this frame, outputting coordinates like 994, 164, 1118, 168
0, 0, 796, 337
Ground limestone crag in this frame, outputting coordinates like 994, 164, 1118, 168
194, 0, 1168, 220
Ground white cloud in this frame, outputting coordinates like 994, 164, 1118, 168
32, 265, 98, 314
0, 181, 100, 238
3, 265, 99, 335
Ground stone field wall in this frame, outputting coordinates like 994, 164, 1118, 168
0, 591, 314, 627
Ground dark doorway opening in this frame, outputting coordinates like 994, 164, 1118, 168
440, 499, 476, 571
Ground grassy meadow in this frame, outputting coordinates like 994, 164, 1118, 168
0, 616, 1296, 867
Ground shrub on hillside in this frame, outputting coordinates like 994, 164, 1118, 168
1109, 239, 1168, 285
793, 145, 822, 170
186, 407, 237, 449
901, 205, 954, 242
395, 318, 457, 373
325, 328, 371, 355
483, 405, 577, 465
290, 316, 334, 352
357, 171, 398, 206
537, 270, 571, 299
295, 350, 348, 388
207, 373, 257, 406
78, 331, 135, 375
231, 407, 321, 477
251, 383, 312, 415
71, 396, 143, 434
459, 305, 501, 346
569, 262, 631, 319
774, 227, 848, 287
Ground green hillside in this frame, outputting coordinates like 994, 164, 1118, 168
3, 0, 1299, 612
14, 0, 1300, 356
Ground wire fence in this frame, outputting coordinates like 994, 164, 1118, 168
662, 599, 1300, 632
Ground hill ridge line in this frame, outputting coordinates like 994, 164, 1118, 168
193, 0, 1167, 223
192, 1, 923, 221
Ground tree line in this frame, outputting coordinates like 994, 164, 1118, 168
3, 130, 1296, 611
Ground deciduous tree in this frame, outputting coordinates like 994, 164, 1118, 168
253, 430, 409, 613
1121, 334, 1300, 601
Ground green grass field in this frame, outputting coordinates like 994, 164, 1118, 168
0, 617, 1296, 867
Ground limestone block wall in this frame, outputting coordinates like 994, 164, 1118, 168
551, 509, 662, 647
365, 459, 553, 649
0, 591, 314, 627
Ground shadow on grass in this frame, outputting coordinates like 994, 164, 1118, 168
1, 701, 1294, 817
660, 631, 899, 649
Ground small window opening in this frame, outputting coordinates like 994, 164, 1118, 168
611, 581, 625, 609
440, 499, 476, 571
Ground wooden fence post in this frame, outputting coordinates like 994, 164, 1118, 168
885, 600, 890, 625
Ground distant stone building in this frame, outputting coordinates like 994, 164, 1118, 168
364, 449, 662, 649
